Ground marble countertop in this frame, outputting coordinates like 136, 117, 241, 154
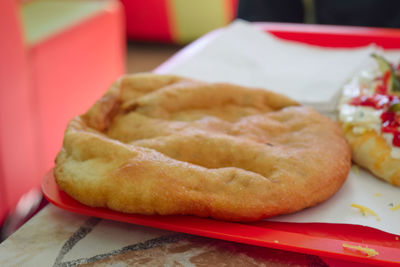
0, 204, 337, 267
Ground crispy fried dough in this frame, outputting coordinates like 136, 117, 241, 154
54, 73, 351, 221
342, 128, 400, 186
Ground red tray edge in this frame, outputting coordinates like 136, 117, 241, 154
42, 171, 400, 266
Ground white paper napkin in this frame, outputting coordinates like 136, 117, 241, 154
270, 168, 400, 236
166, 20, 377, 113
161, 20, 400, 235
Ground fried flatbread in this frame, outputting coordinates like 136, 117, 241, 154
55, 73, 351, 221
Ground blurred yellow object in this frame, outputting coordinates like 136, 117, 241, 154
170, 0, 234, 43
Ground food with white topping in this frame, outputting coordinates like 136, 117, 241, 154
338, 54, 400, 186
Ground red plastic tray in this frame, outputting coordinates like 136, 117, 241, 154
44, 23, 400, 266
43, 171, 400, 266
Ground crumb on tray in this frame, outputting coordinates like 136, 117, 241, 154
391, 204, 400, 211
351, 165, 360, 175
342, 243, 379, 257
351, 204, 381, 221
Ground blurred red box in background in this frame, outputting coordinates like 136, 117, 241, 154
0, 0, 35, 226
0, 0, 125, 225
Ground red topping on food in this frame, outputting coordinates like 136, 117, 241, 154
393, 132, 400, 146
349, 70, 400, 147
380, 111, 400, 147
381, 112, 400, 133
350, 94, 392, 109
376, 70, 391, 94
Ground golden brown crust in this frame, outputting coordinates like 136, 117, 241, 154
343, 127, 400, 186
55, 73, 351, 221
